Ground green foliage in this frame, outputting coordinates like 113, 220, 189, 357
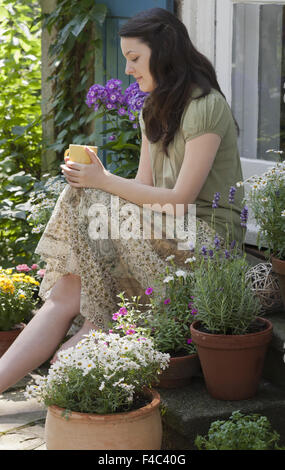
191, 243, 262, 335
195, 411, 283, 450
0, 0, 42, 267
42, 0, 108, 165
241, 158, 285, 260
0, 0, 42, 176
26, 174, 67, 236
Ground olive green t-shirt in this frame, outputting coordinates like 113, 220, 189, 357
139, 88, 245, 245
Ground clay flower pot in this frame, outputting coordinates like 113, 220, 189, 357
45, 388, 162, 450
271, 256, 285, 310
156, 353, 200, 388
0, 323, 25, 358
190, 317, 273, 400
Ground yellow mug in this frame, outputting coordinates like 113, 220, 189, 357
64, 144, 98, 164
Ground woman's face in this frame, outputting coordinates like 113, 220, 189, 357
120, 37, 156, 93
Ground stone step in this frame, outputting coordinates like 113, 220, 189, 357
159, 377, 285, 450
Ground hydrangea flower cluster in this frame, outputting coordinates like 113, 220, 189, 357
86, 79, 148, 129
25, 330, 169, 414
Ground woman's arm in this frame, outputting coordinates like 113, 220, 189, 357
61, 133, 221, 214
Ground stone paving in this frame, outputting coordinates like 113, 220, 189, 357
0, 368, 48, 450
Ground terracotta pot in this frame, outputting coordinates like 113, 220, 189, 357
156, 353, 200, 388
45, 388, 162, 450
0, 323, 25, 358
190, 317, 273, 400
271, 256, 285, 310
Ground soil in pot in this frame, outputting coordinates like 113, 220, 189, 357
190, 317, 273, 401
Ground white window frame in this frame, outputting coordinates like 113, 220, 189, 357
181, 0, 285, 245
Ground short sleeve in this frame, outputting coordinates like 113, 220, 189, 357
139, 109, 146, 135
182, 92, 231, 142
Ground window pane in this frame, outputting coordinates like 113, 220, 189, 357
232, 3, 285, 162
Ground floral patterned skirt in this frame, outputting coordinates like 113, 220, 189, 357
35, 185, 216, 331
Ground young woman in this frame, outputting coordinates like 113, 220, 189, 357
0, 8, 244, 393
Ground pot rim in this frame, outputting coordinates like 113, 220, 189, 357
168, 352, 198, 362
271, 256, 285, 274
47, 387, 161, 423
0, 323, 26, 335
190, 317, 273, 349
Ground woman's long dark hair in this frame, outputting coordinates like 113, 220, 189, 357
119, 8, 234, 156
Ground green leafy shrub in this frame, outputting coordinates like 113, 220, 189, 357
195, 410, 284, 450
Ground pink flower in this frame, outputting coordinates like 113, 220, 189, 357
16, 264, 31, 272
187, 338, 193, 344
37, 269, 46, 278
164, 298, 171, 305
30, 264, 39, 270
145, 287, 153, 295
112, 312, 120, 320
126, 328, 135, 335
108, 329, 113, 333
119, 307, 128, 316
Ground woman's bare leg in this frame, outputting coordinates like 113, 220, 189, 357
0, 273, 82, 394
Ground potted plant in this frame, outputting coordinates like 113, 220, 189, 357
189, 240, 273, 400
195, 410, 284, 450
25, 330, 170, 450
238, 157, 285, 309
110, 259, 200, 389
0, 265, 40, 357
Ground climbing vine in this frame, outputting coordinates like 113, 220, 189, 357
42, 0, 108, 173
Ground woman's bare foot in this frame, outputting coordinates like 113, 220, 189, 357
50, 319, 98, 364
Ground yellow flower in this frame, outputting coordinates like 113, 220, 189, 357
19, 294, 26, 299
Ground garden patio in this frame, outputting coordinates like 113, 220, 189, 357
1, 0, 285, 452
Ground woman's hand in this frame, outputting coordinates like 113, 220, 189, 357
60, 147, 108, 189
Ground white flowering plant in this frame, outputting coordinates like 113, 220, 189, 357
237, 157, 285, 260
110, 256, 198, 357
25, 330, 169, 414
26, 174, 66, 235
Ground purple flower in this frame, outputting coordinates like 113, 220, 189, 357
187, 338, 193, 344
230, 240, 236, 250
188, 302, 193, 309
145, 287, 153, 295
119, 307, 128, 316
109, 135, 116, 141
212, 192, 221, 209
208, 249, 214, 258
164, 298, 171, 305
201, 245, 207, 256
228, 186, 236, 204
112, 312, 120, 320
191, 308, 198, 316
126, 328, 136, 335
224, 249, 230, 259
214, 235, 220, 249
118, 107, 126, 116
240, 205, 248, 228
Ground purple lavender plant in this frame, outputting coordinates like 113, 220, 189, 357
212, 192, 221, 209
228, 186, 236, 204
240, 205, 248, 228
